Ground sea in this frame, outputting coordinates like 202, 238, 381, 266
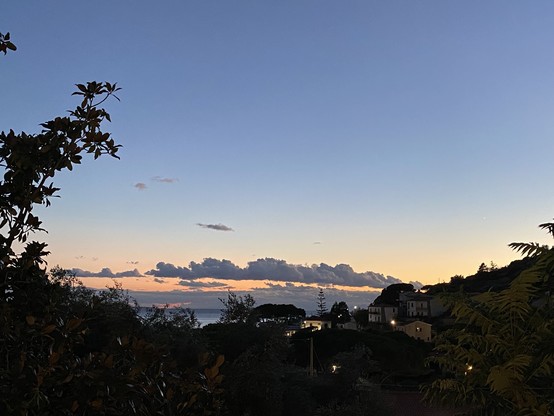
193, 308, 221, 326
137, 307, 221, 327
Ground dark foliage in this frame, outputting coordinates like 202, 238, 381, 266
217, 291, 255, 324
373, 283, 415, 305
252, 303, 306, 321
329, 301, 351, 324
1, 41, 225, 413
424, 256, 537, 295
290, 328, 431, 378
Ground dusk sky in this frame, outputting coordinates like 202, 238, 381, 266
3, 2, 554, 309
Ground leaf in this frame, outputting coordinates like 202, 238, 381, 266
26, 315, 36, 325
49, 352, 60, 365
508, 242, 547, 257
66, 318, 83, 331
90, 398, 103, 409
41, 324, 56, 334
538, 221, 554, 237
104, 354, 114, 368
205, 366, 217, 379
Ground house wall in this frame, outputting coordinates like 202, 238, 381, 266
368, 306, 383, 323
337, 321, 357, 330
368, 306, 398, 323
302, 320, 331, 330
407, 300, 430, 317
395, 321, 432, 342
383, 306, 398, 322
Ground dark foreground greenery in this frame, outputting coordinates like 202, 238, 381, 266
422, 223, 554, 415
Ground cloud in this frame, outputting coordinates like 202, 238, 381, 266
123, 284, 380, 310
153, 278, 166, 284
127, 260, 139, 265
134, 182, 147, 191
196, 223, 234, 232
71, 268, 143, 278
313, 242, 322, 245
409, 280, 423, 289
152, 176, 178, 183
189, 258, 242, 279
178, 280, 230, 288
146, 257, 414, 288
146, 262, 194, 279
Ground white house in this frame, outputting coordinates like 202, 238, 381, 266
393, 320, 432, 342
368, 305, 398, 323
399, 292, 432, 318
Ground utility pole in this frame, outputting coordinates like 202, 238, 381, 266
309, 337, 314, 377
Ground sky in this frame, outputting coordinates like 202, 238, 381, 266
3, 1, 554, 309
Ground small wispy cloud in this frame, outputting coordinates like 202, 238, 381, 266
196, 223, 234, 232
134, 182, 147, 191
313, 241, 322, 245
152, 176, 178, 183
153, 278, 166, 284
127, 260, 139, 265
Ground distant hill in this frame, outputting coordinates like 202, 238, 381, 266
424, 256, 537, 295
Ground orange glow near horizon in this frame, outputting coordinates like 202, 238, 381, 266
78, 276, 382, 295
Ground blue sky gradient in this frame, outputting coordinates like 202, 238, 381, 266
3, 2, 554, 307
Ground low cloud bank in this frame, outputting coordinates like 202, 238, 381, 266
125, 284, 381, 310
146, 258, 405, 288
72, 268, 142, 278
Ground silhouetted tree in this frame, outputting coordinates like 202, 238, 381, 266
218, 291, 256, 324
253, 303, 305, 323
0, 41, 224, 415
372, 283, 414, 305
317, 288, 327, 317
477, 262, 487, 273
352, 308, 369, 328
330, 301, 351, 324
